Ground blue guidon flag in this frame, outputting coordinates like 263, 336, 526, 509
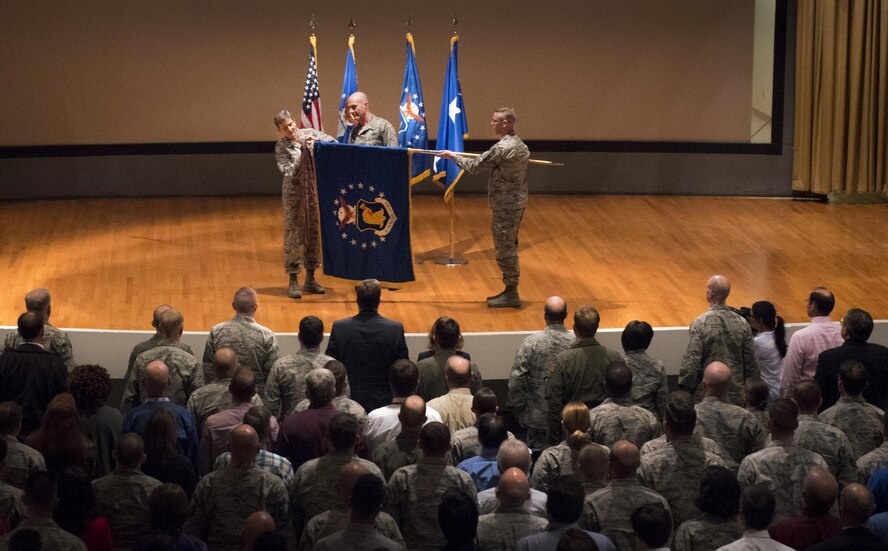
312, 142, 415, 283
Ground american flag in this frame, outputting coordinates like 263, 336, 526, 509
300, 36, 323, 131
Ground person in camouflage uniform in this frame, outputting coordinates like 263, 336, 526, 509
291, 360, 365, 426
125, 304, 195, 383
820, 360, 885, 458
203, 287, 280, 399
678, 275, 759, 405
508, 297, 573, 449
792, 381, 858, 486
0, 440, 25, 531
274, 109, 336, 298
186, 347, 263, 433
641, 432, 733, 465
185, 425, 289, 551
0, 403, 45, 490
694, 362, 767, 466
0, 471, 87, 551
439, 107, 530, 308
532, 403, 603, 493
588, 362, 662, 448
122, 308, 204, 410
857, 413, 888, 483
2, 288, 74, 369
620, 320, 669, 419
313, 474, 404, 551
672, 466, 743, 551
577, 443, 610, 495
737, 399, 828, 524
371, 396, 426, 481
345, 92, 398, 146
477, 467, 549, 550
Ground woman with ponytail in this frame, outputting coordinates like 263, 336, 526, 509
529, 402, 602, 493
747, 301, 787, 400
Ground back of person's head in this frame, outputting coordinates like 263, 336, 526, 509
544, 296, 568, 325
398, 395, 427, 430
229, 368, 256, 402
580, 443, 611, 482
322, 360, 349, 395
297, 315, 325, 348
24, 289, 51, 315
621, 320, 654, 352
211, 347, 239, 379
17, 311, 43, 341
143, 409, 177, 461
350, 473, 386, 517
0, 401, 23, 435
630, 503, 673, 549
116, 433, 146, 469
751, 301, 787, 357
839, 360, 868, 396
745, 378, 770, 410
839, 483, 875, 526
328, 413, 359, 452
355, 279, 382, 311
438, 489, 478, 546
497, 439, 532, 473
157, 308, 184, 339
68, 364, 113, 414
149, 483, 191, 534
792, 380, 822, 413
573, 306, 600, 338
808, 287, 836, 316
472, 387, 498, 415
232, 287, 258, 315
431, 316, 462, 350
390, 359, 419, 397
55, 467, 95, 535
477, 413, 508, 450
604, 361, 632, 399
142, 361, 171, 397
444, 355, 472, 388
843, 308, 874, 343
607, 440, 639, 480
419, 422, 451, 457
243, 406, 273, 443
562, 402, 592, 451
7, 528, 42, 551
741, 484, 776, 531
767, 398, 799, 433
664, 391, 697, 436
696, 466, 741, 520
242, 511, 276, 550
556, 528, 599, 551
24, 471, 56, 509
305, 368, 336, 406
547, 476, 585, 523
802, 466, 839, 517
228, 424, 261, 465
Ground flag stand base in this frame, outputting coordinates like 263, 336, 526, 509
433, 257, 469, 266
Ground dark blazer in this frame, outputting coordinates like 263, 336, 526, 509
816, 341, 888, 411
326, 310, 409, 411
0, 343, 68, 436
807, 526, 888, 551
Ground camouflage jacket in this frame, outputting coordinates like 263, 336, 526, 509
588, 398, 662, 448
456, 133, 530, 210
265, 347, 335, 418
819, 396, 885, 458
509, 325, 573, 430
694, 396, 767, 465
622, 350, 669, 419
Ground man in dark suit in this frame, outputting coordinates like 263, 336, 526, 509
816, 308, 888, 410
326, 279, 409, 411
0, 312, 68, 438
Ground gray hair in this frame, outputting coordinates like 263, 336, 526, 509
274, 110, 293, 128
306, 368, 336, 405
497, 439, 532, 473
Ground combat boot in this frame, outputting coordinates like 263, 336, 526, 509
287, 273, 302, 299
487, 285, 520, 308
486, 288, 507, 301
303, 269, 326, 294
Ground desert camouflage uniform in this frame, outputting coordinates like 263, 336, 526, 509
819, 396, 885, 458
185, 465, 289, 551
265, 347, 335, 418
857, 441, 888, 482
0, 436, 45, 490
0, 482, 24, 530
694, 396, 767, 466
455, 134, 530, 288
185, 378, 264, 431
126, 334, 194, 381
795, 413, 858, 486
531, 441, 608, 493
678, 305, 759, 405
509, 324, 573, 448
477, 507, 549, 551
622, 350, 669, 419
349, 116, 398, 146
588, 398, 662, 448
450, 426, 517, 464
3, 323, 74, 368
637, 439, 729, 526
293, 395, 366, 427
92, 468, 163, 550
673, 514, 744, 551
298, 506, 404, 551
203, 316, 280, 396
291, 452, 383, 530
372, 433, 424, 482
383, 456, 478, 551
122, 341, 204, 409
737, 440, 828, 523
580, 477, 671, 551
0, 518, 87, 551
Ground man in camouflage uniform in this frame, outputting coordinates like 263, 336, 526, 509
186, 347, 262, 433
92, 433, 163, 550
291, 360, 365, 426
313, 474, 404, 551
122, 308, 204, 409
0, 440, 25, 531
581, 440, 671, 550
820, 360, 885, 458
478, 440, 548, 517
439, 107, 530, 308
671, 466, 743, 551
451, 388, 515, 463
588, 362, 661, 448
2, 288, 74, 369
125, 304, 195, 381
203, 287, 280, 399
477, 467, 549, 550
265, 315, 334, 419
0, 404, 45, 491
792, 380, 858, 486
185, 425, 289, 551
577, 443, 610, 495
345, 92, 398, 146
274, 109, 336, 298
0, 471, 87, 551
694, 362, 767, 467
737, 399, 828, 523
371, 395, 427, 481
620, 320, 668, 419
508, 296, 573, 449
384, 422, 478, 551
678, 275, 759, 405
857, 413, 888, 483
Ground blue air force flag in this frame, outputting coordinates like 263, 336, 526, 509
337, 35, 358, 143
313, 142, 415, 283
431, 34, 468, 203
398, 33, 430, 184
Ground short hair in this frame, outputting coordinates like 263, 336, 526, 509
809, 287, 836, 316
419, 422, 451, 456
621, 320, 654, 352
438, 489, 478, 546
305, 368, 336, 405
24, 471, 56, 506
328, 413, 359, 451
232, 287, 257, 313
665, 391, 697, 435
745, 378, 770, 410
604, 361, 632, 398
497, 439, 533, 473
630, 503, 673, 548
390, 359, 419, 396
0, 402, 22, 434
350, 473, 385, 517
792, 380, 822, 412
157, 308, 184, 338
229, 368, 256, 402
544, 300, 568, 324
149, 483, 191, 533
432, 317, 462, 350
494, 107, 517, 124
546, 476, 585, 523
355, 279, 381, 311
843, 308, 874, 342
68, 365, 113, 414
556, 528, 598, 551
243, 406, 273, 443
322, 360, 349, 394
768, 398, 799, 431
741, 484, 776, 530
573, 306, 600, 338
473, 387, 499, 415
24, 289, 51, 313
116, 433, 145, 468
477, 413, 508, 449
696, 466, 741, 519
298, 316, 324, 348
839, 360, 868, 396
273, 109, 293, 128
17, 311, 43, 341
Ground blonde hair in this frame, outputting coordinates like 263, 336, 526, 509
562, 402, 592, 451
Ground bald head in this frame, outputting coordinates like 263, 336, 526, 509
229, 424, 260, 465
399, 395, 427, 431
212, 347, 239, 379
24, 288, 51, 316
544, 296, 568, 325
706, 275, 731, 304
142, 361, 171, 397
497, 439, 532, 474
346, 92, 371, 126
802, 466, 839, 516
337, 461, 370, 504
232, 287, 258, 316
578, 443, 610, 484
496, 467, 530, 508
703, 361, 733, 398
242, 511, 275, 550
151, 304, 172, 329
840, 483, 875, 526
445, 356, 472, 389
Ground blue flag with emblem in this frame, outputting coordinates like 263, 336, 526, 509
431, 34, 468, 203
313, 142, 414, 283
337, 35, 358, 143
398, 32, 430, 184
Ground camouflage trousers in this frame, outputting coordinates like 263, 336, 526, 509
282, 177, 321, 274
491, 207, 524, 286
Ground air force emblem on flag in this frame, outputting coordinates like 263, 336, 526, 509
335, 189, 398, 244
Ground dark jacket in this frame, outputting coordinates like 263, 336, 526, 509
816, 341, 888, 411
0, 343, 68, 437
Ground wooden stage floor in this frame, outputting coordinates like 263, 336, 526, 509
1, 195, 887, 334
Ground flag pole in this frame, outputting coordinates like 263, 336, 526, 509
408, 148, 564, 167
434, 189, 468, 266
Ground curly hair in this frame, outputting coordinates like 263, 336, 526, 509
68, 365, 112, 414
